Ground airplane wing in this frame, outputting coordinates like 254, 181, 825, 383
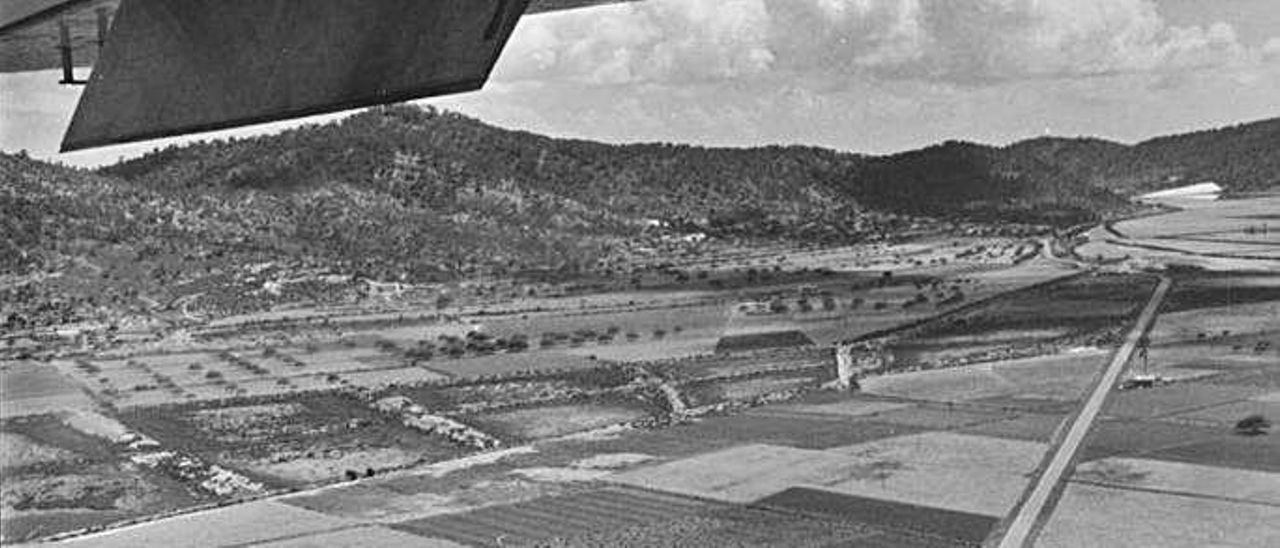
0, 0, 635, 152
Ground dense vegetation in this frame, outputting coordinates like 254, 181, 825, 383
1006, 118, 1280, 193
104, 104, 1137, 230
3, 106, 1276, 329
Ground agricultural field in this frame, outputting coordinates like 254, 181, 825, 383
463, 400, 656, 441
860, 351, 1106, 405
118, 392, 468, 487
881, 273, 1158, 371
652, 346, 833, 380
392, 485, 879, 548
612, 431, 1045, 517
1040, 482, 1280, 547
15, 214, 1277, 546
1, 361, 97, 418
1076, 195, 1280, 272
0, 413, 207, 544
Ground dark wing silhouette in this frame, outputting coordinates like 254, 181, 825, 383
0, 0, 637, 151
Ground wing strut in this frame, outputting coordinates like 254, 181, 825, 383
56, 18, 86, 84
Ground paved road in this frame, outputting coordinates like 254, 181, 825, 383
988, 275, 1173, 548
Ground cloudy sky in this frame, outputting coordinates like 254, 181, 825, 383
2, 0, 1279, 167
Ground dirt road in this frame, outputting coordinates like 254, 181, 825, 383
987, 275, 1173, 548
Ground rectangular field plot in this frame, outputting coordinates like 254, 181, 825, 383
2, 362, 96, 417
615, 432, 1045, 517
752, 397, 914, 419
1038, 483, 1280, 548
860, 352, 1104, 404
277, 348, 395, 375
1102, 383, 1264, 420
119, 393, 467, 486
391, 485, 875, 548
957, 412, 1069, 443
57, 500, 353, 548
1168, 399, 1280, 427
337, 367, 449, 388
715, 330, 815, 353
254, 525, 450, 548
684, 375, 821, 407
1147, 433, 1280, 473
675, 413, 929, 450
564, 335, 719, 362
465, 402, 652, 441
1074, 458, 1280, 505
0, 413, 213, 544
1082, 419, 1224, 462
756, 487, 997, 545
423, 352, 602, 379
848, 405, 1009, 430
667, 347, 832, 380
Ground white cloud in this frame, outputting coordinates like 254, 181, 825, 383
497, 0, 1267, 85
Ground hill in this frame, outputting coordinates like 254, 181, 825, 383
1006, 117, 1280, 194
17, 106, 1277, 330
104, 105, 1123, 228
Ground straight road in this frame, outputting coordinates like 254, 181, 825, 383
987, 275, 1173, 548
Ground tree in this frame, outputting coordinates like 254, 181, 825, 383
769, 298, 789, 314
1235, 414, 1271, 436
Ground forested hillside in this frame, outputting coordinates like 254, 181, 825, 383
5, 105, 1274, 328
1007, 117, 1280, 193
104, 104, 1124, 229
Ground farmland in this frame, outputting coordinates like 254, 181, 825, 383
5, 192, 1280, 546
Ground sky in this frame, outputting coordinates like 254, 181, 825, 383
1, 0, 1278, 167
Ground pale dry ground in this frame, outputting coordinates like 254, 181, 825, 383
475, 405, 648, 440
1038, 483, 1280, 548
0, 431, 75, 469
0, 361, 96, 418
252, 525, 462, 548
1149, 300, 1280, 343
61, 410, 131, 441
1118, 196, 1280, 240
1077, 239, 1280, 271
613, 432, 1046, 517
245, 447, 430, 485
859, 350, 1107, 403
1078, 195, 1280, 272
336, 367, 448, 388
50, 500, 354, 548
1255, 391, 1280, 403
715, 377, 815, 401
1074, 458, 1280, 505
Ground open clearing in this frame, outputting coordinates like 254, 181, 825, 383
1073, 457, 1280, 505
1, 361, 96, 418
120, 392, 466, 487
466, 403, 651, 441
1038, 483, 1280, 548
861, 351, 1105, 403
614, 432, 1045, 517
255, 525, 460, 548
56, 500, 352, 548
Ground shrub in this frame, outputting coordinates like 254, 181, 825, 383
1236, 414, 1271, 436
